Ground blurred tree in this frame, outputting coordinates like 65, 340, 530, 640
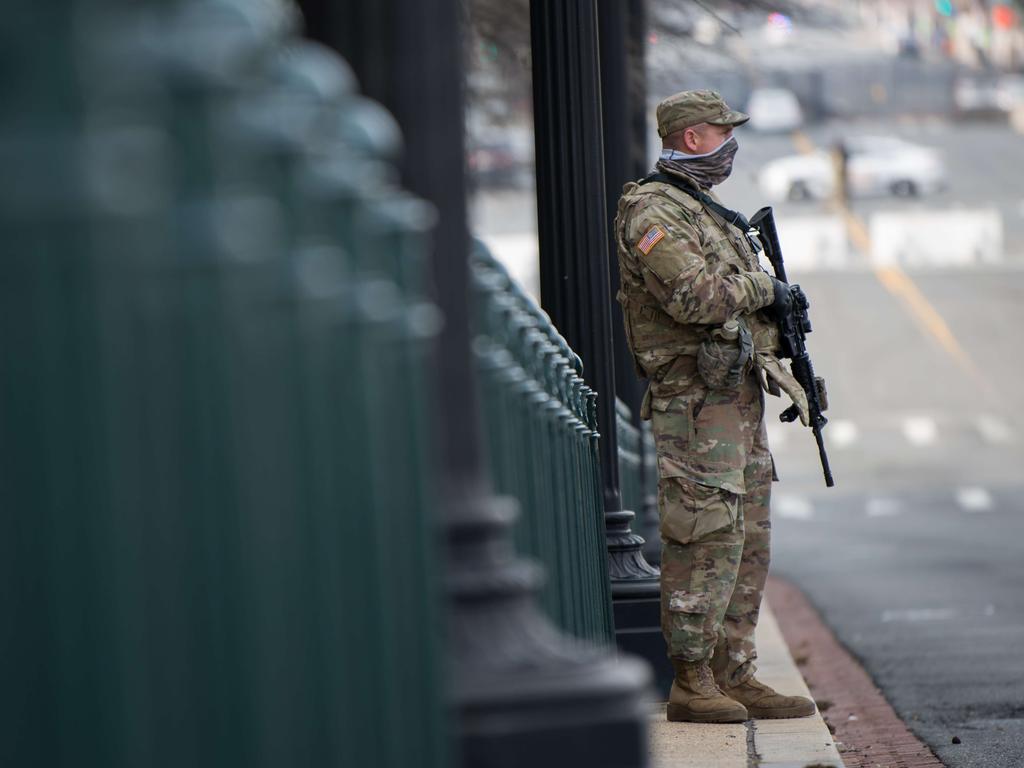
463, 0, 533, 143
461, 0, 825, 145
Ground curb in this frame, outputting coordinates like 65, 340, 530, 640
766, 576, 945, 768
648, 598, 845, 768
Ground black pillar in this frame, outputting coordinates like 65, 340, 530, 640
300, 1, 652, 763
531, 0, 619, 510
300, 0, 480, 483
531, 0, 658, 590
598, 0, 634, 423
531, 0, 673, 695
613, 0, 662, 570
626, 0, 651, 181
597, 0, 641, 423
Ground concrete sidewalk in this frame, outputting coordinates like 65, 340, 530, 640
648, 601, 845, 768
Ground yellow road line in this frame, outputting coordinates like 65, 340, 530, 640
839, 208, 871, 252
873, 265, 988, 387
787, 132, 992, 395
791, 129, 816, 155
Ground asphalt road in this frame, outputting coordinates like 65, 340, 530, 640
750, 139, 1024, 765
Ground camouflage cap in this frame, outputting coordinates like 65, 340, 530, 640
656, 89, 749, 138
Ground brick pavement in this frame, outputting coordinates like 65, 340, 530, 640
766, 576, 946, 768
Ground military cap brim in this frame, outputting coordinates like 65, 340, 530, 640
706, 109, 750, 128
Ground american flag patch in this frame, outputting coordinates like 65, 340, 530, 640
637, 225, 665, 255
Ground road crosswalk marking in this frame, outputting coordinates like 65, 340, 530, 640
774, 494, 814, 520
766, 421, 788, 449
771, 412, 1018, 452
956, 486, 994, 512
826, 419, 859, 449
865, 497, 903, 517
881, 607, 955, 623
976, 414, 1015, 444
771, 487, 1000, 521
901, 416, 938, 446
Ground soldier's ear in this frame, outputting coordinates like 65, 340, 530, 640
683, 126, 700, 152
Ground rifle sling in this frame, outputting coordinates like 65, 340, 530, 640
640, 171, 753, 235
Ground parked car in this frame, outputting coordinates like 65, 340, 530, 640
954, 74, 1004, 118
758, 135, 946, 201
466, 139, 533, 189
745, 87, 804, 133
995, 74, 1024, 112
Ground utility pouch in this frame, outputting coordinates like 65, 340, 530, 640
640, 386, 653, 421
697, 320, 753, 391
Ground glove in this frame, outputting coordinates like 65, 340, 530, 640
765, 279, 793, 321
757, 353, 810, 426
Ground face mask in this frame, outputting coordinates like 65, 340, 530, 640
659, 135, 738, 188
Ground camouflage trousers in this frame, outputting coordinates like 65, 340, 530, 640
651, 372, 772, 687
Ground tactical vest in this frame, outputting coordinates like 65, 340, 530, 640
614, 179, 780, 401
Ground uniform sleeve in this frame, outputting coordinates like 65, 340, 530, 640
629, 203, 774, 325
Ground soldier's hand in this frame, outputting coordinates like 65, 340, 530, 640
765, 279, 793, 321
758, 354, 811, 426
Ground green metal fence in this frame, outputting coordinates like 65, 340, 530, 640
470, 245, 615, 645
617, 399, 644, 516
640, 420, 662, 564
1, 2, 448, 767
618, 403, 662, 564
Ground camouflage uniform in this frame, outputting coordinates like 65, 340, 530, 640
615, 156, 795, 688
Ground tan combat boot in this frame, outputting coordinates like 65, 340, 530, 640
719, 676, 816, 719
711, 638, 816, 719
667, 658, 748, 723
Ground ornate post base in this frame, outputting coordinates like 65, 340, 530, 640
606, 509, 659, 596
605, 508, 674, 697
450, 489, 651, 767
641, 490, 662, 568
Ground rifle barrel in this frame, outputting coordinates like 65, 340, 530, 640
813, 426, 835, 487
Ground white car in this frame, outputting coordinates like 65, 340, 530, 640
758, 135, 946, 201
746, 88, 804, 133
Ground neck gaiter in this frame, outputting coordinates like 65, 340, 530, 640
657, 135, 738, 189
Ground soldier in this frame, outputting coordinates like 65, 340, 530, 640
614, 90, 816, 723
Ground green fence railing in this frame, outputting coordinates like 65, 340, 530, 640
618, 403, 662, 564
639, 420, 661, 564
1, 3, 448, 767
616, 399, 644, 517
471, 245, 615, 646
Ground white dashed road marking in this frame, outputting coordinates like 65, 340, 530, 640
865, 497, 903, 517
774, 495, 814, 520
766, 421, 787, 449
976, 414, 1015, 444
956, 486, 994, 513
881, 607, 956, 623
902, 416, 938, 447
827, 419, 859, 449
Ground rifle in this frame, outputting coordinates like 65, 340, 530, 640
749, 206, 835, 488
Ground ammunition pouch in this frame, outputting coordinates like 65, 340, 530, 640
697, 322, 753, 391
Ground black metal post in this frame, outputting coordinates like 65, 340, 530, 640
597, 0, 641, 425
300, 0, 479, 479
626, 0, 650, 182
301, 1, 652, 763
531, 0, 658, 592
613, 0, 662, 569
